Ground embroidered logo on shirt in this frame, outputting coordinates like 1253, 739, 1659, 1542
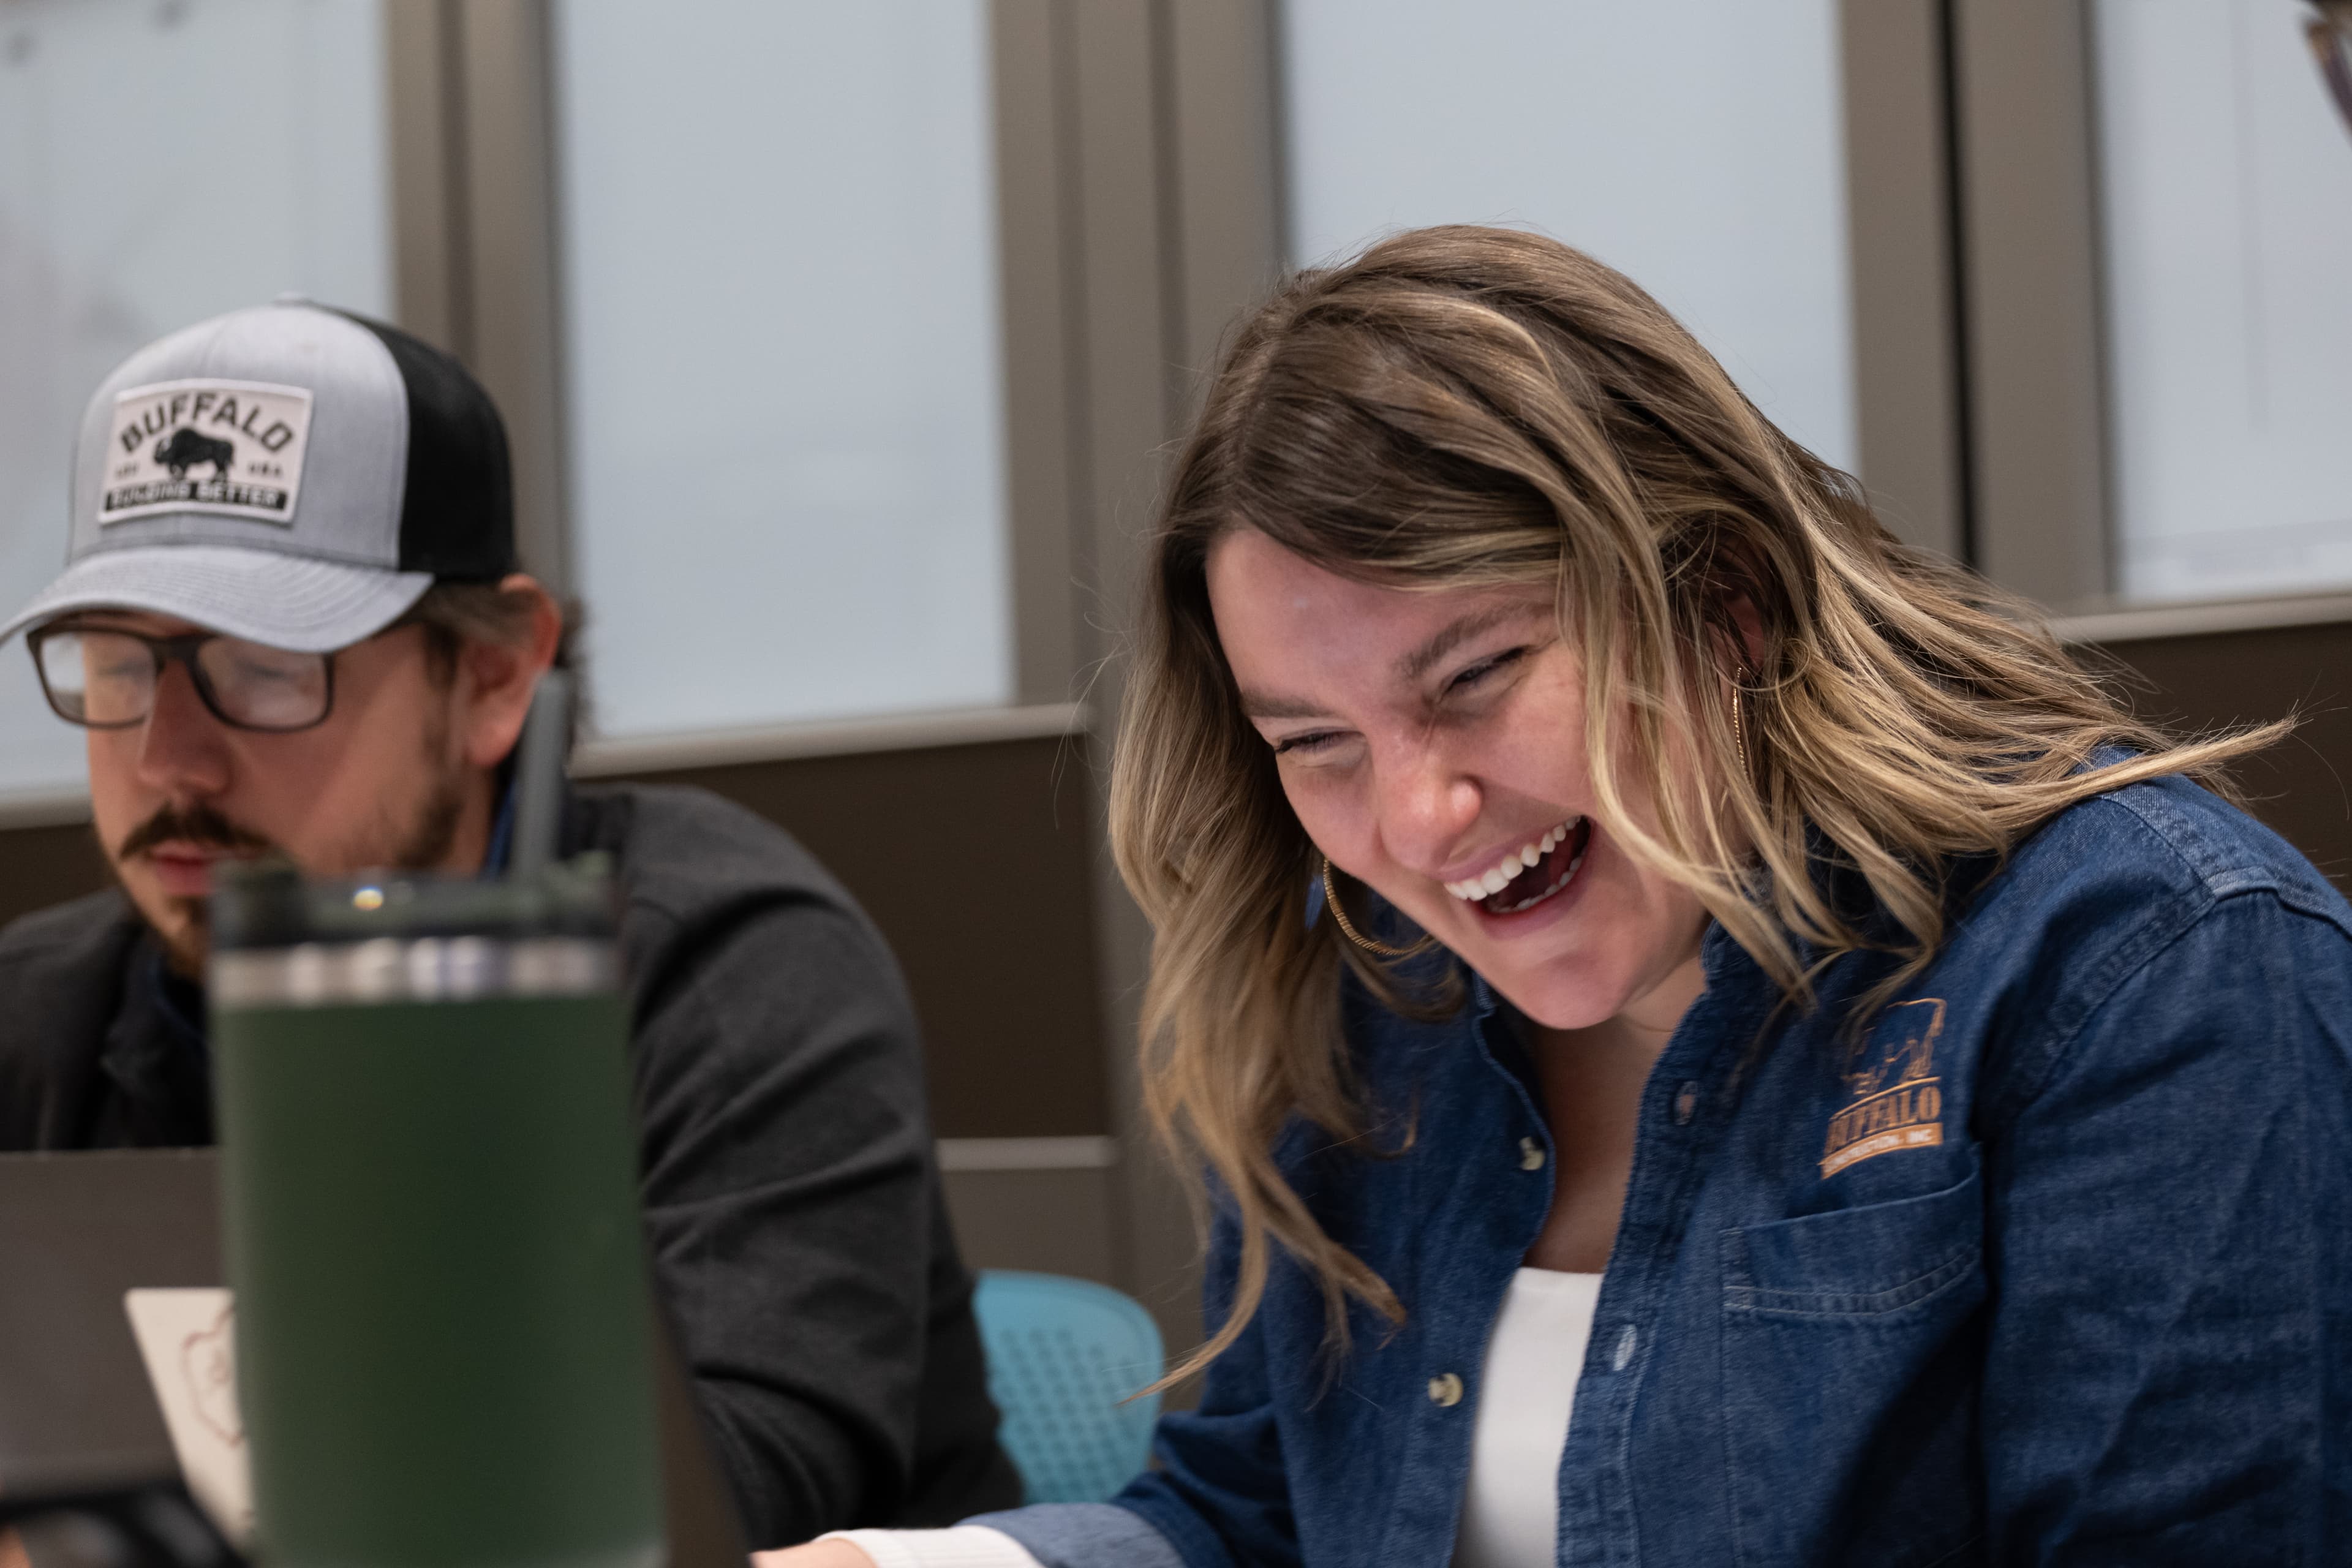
1820, 997, 1945, 1177
99, 379, 314, 526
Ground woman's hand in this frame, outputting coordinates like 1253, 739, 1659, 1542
750, 1543, 874, 1568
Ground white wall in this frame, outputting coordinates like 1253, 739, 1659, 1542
1281, 0, 1858, 475
2095, 0, 2352, 603
553, 1, 1011, 741
0, 0, 390, 799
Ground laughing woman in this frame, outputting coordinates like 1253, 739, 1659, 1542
783, 228, 2352, 1567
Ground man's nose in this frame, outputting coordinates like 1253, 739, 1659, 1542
1371, 733, 1482, 873
134, 660, 232, 797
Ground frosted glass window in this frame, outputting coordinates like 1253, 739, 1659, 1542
1281, 0, 1857, 473
0, 0, 390, 800
2095, 0, 2352, 602
554, 2, 1009, 739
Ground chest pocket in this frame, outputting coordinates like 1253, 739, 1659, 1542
1717, 1164, 1988, 1568
1724, 1162, 1982, 1317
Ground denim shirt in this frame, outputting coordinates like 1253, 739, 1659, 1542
983, 772, 2352, 1566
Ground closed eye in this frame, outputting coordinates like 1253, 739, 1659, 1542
1272, 731, 1344, 756
1445, 646, 1526, 695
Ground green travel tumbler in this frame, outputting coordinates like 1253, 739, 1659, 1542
209, 860, 662, 1568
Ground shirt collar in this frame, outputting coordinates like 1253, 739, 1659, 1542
482, 768, 519, 877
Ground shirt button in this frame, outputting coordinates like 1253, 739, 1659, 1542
1518, 1136, 1546, 1171
1427, 1372, 1464, 1407
1673, 1081, 1700, 1125
1611, 1325, 1638, 1371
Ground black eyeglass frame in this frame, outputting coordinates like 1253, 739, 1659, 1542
25, 621, 340, 736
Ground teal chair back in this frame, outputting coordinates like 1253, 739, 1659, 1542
971, 1270, 1164, 1504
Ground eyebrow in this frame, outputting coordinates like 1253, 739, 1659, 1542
1396, 603, 1544, 683
1235, 602, 1550, 722
1237, 689, 1333, 721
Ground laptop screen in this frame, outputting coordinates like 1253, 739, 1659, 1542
0, 1151, 746, 1568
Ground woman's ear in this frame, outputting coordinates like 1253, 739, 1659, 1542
1725, 592, 1766, 673
458, 575, 564, 771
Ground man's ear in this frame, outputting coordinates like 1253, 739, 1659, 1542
458, 575, 564, 771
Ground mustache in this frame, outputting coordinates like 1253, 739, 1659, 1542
115, 802, 276, 862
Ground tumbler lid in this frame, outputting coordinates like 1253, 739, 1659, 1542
209, 854, 617, 951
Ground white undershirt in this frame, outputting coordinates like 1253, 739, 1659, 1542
1450, 1267, 1602, 1568
827, 1268, 1604, 1568
820, 1526, 1041, 1568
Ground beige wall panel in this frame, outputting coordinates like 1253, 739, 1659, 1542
1116, 0, 1289, 1368
2077, 617, 2352, 896
1067, 0, 1178, 617
1060, 0, 1199, 1360
1951, 0, 2110, 607
0, 821, 106, 932
994, 0, 1085, 707
0, 739, 1110, 1143
1838, 0, 1967, 560
383, 0, 460, 352
943, 1166, 1120, 1284
595, 737, 1112, 1142
453, 0, 571, 593
1048, 0, 1289, 1373
1163, 0, 1285, 413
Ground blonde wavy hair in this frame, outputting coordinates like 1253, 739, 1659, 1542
1107, 226, 2273, 1381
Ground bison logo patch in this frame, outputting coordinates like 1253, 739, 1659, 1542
1820, 997, 1947, 1177
100, 379, 313, 526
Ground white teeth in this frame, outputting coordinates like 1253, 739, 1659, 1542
1494, 845, 1588, 914
1444, 818, 1581, 902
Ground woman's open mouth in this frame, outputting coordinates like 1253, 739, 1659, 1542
1443, 817, 1593, 917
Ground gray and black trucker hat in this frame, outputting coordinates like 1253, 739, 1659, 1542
0, 300, 514, 652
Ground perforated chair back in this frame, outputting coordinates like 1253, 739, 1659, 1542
971, 1270, 1164, 1504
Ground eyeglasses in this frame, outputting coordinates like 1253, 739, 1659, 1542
28, 623, 336, 734
2313, 1, 2352, 138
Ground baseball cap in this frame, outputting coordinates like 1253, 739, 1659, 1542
0, 300, 516, 654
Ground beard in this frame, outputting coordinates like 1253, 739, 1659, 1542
108, 746, 473, 979
111, 800, 271, 977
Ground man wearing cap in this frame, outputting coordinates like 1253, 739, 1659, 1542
0, 303, 1021, 1544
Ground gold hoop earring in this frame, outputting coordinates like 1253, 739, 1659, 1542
1730, 677, 1751, 782
1320, 855, 1423, 960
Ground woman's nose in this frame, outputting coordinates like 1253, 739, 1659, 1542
1371, 737, 1482, 872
